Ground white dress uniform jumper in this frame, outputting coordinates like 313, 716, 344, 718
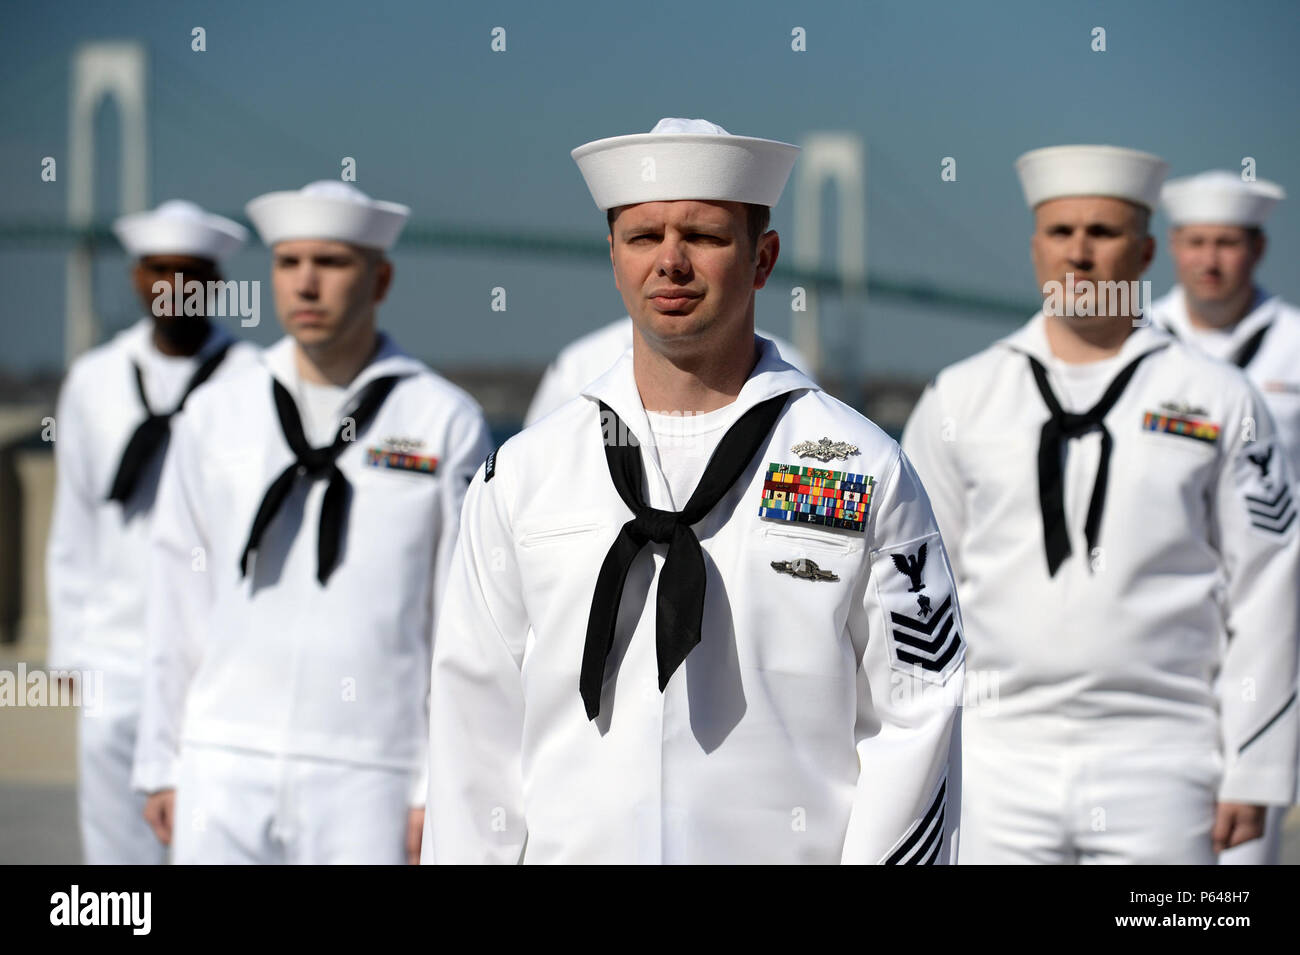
47, 198, 252, 865
132, 335, 492, 863
903, 315, 1300, 863
47, 319, 258, 864
422, 339, 965, 863
1154, 169, 1300, 865
1153, 286, 1300, 865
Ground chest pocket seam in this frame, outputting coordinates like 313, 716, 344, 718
758, 523, 862, 556
518, 522, 603, 549
353, 463, 442, 487
1133, 428, 1221, 461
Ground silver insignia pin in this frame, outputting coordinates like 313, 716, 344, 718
770, 558, 839, 582
791, 437, 860, 461
383, 435, 426, 453
1158, 400, 1209, 418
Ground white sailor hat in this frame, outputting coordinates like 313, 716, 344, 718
112, 200, 248, 261
571, 117, 800, 211
1015, 145, 1168, 212
1161, 170, 1285, 227
245, 181, 410, 251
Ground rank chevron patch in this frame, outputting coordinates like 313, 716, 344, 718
1237, 438, 1297, 537
874, 535, 964, 684
891, 595, 963, 674
1245, 485, 1296, 535
882, 772, 947, 865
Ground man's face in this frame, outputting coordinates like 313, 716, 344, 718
1030, 196, 1155, 317
607, 200, 778, 350
132, 254, 220, 318
270, 239, 391, 347
1169, 224, 1263, 305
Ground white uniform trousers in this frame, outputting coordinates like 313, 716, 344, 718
959, 732, 1220, 864
172, 744, 411, 864
77, 671, 166, 865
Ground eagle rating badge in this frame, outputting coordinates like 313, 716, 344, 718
758, 463, 873, 533
875, 536, 963, 684
1238, 440, 1296, 536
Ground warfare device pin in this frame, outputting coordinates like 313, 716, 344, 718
791, 437, 860, 462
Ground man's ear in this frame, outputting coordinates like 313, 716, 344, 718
753, 230, 780, 290
607, 233, 621, 292
373, 258, 394, 303
131, 261, 162, 313
1253, 231, 1268, 265
1140, 234, 1156, 272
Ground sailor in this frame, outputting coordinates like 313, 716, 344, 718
131, 182, 492, 864
1153, 172, 1299, 474
525, 315, 813, 425
422, 118, 964, 864
903, 145, 1300, 863
1152, 170, 1300, 865
46, 199, 257, 864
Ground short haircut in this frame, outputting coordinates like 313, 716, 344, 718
607, 202, 771, 250
1133, 204, 1151, 237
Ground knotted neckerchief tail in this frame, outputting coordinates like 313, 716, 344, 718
580, 392, 790, 719
1027, 349, 1158, 576
1230, 322, 1272, 369
107, 343, 233, 504
239, 374, 400, 585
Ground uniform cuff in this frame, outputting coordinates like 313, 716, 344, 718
130, 758, 178, 795
1219, 766, 1297, 806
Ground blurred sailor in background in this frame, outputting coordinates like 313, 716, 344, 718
904, 145, 1300, 863
1153, 170, 1300, 865
46, 199, 257, 864
132, 182, 492, 864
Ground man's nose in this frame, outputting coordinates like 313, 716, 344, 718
657, 238, 691, 277
1065, 234, 1094, 270
295, 263, 320, 296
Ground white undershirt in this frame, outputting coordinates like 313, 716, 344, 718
645, 402, 743, 509
1045, 353, 1129, 413
138, 344, 207, 411
1179, 324, 1237, 363
296, 379, 349, 446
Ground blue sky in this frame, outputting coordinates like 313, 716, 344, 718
2, 0, 1297, 379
